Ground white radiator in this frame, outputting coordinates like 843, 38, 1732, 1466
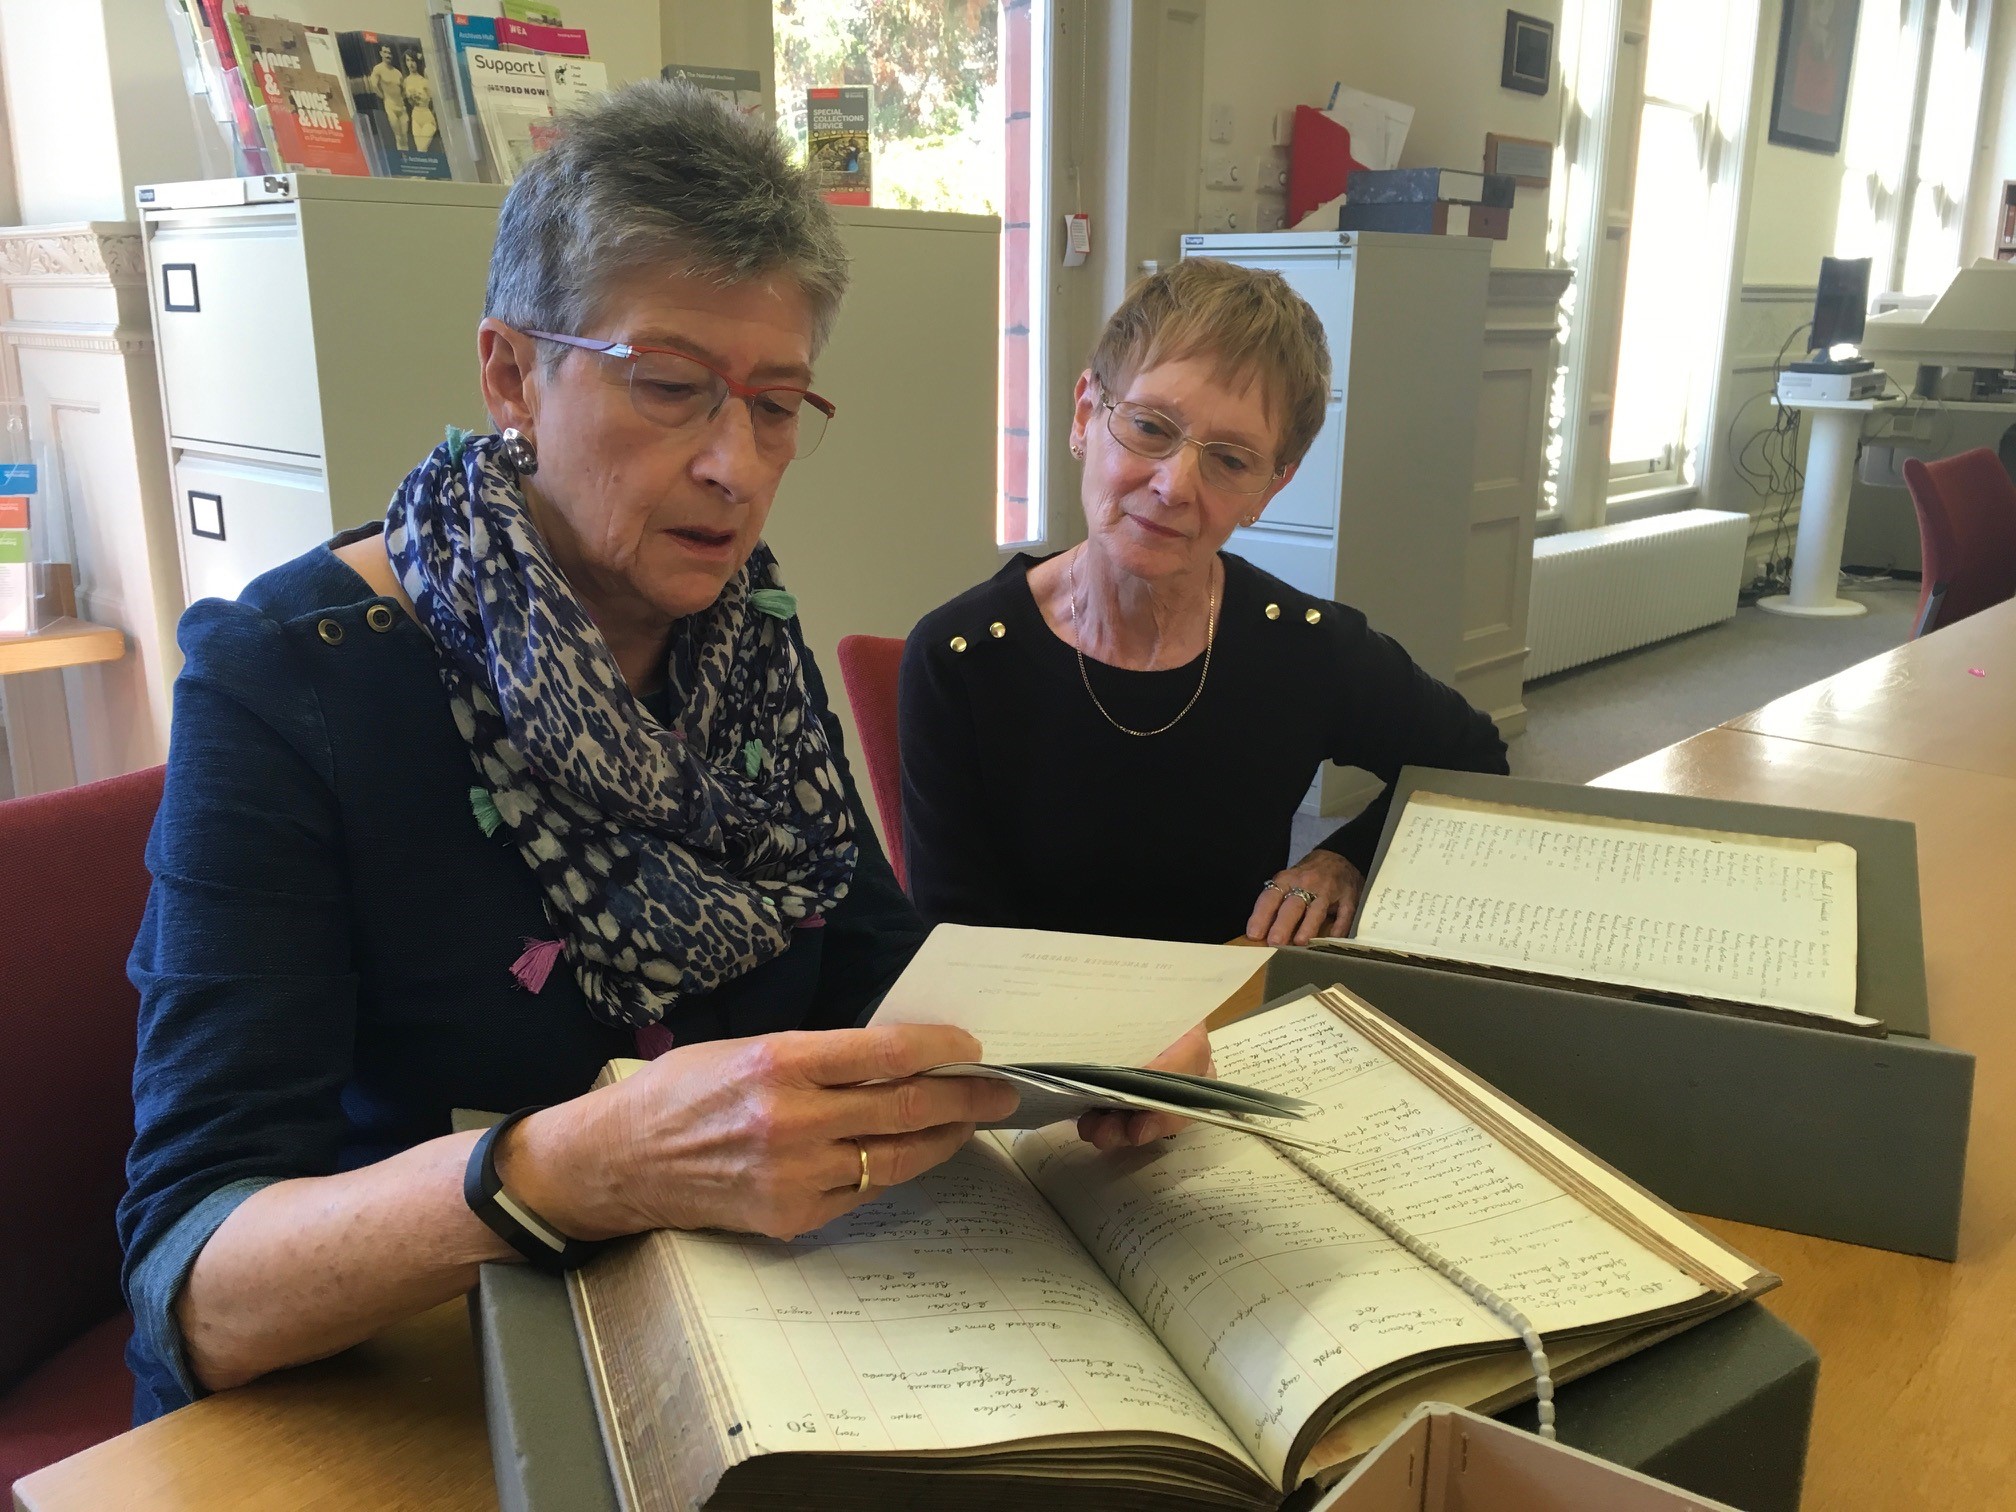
1526, 510, 1750, 679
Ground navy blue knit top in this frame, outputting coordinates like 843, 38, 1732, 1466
118, 527, 922, 1422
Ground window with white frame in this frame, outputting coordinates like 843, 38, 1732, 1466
1899, 0, 1988, 293
1832, 0, 1921, 291
1606, 0, 1750, 494
1834, 0, 1989, 298
772, 1, 1050, 547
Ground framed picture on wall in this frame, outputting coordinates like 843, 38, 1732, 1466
1769, 0, 1861, 154
1501, 11, 1554, 95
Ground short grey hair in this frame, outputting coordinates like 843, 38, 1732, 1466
485, 82, 850, 358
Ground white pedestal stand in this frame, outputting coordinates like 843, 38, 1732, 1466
1758, 396, 1882, 618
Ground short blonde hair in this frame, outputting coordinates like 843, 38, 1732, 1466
1088, 258, 1331, 469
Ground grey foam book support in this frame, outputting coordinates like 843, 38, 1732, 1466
469, 1261, 1815, 1512
1291, 766, 1973, 1259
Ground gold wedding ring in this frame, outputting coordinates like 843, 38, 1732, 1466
853, 1139, 872, 1194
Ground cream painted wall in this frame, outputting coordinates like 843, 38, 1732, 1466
762, 208, 1003, 834
1739, 0, 1843, 286
0, 0, 126, 222
661, 0, 773, 113
1200, 0, 1565, 268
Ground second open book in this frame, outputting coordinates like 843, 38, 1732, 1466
570, 986, 1774, 1510
1327, 789, 1872, 1034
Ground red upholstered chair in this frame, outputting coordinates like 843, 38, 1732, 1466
835, 634, 908, 892
1901, 448, 2016, 637
0, 764, 164, 1488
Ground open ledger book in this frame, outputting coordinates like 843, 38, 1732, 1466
569, 986, 1774, 1510
1320, 791, 1875, 1034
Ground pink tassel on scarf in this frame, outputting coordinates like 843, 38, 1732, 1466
510, 937, 563, 994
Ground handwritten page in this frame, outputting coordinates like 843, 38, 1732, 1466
1347, 795, 1860, 1019
660, 1137, 1261, 1471
870, 924, 1272, 1065
1012, 996, 1714, 1486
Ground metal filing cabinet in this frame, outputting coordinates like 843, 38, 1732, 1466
139, 174, 508, 605
1182, 230, 1490, 813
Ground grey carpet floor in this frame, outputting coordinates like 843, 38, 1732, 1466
1290, 575, 1917, 858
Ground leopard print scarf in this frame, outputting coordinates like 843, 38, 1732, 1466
384, 431, 857, 1027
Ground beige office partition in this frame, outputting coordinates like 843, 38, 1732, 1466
764, 207, 1003, 834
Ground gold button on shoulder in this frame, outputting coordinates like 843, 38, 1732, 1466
949, 635, 968, 653
989, 621, 1007, 639
1305, 606, 1323, 625
316, 618, 345, 646
365, 603, 396, 633
1264, 602, 1281, 620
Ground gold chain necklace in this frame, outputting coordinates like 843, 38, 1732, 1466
1069, 554, 1217, 738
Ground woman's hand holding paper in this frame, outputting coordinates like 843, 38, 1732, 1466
500, 1026, 1021, 1241
1076, 1022, 1214, 1150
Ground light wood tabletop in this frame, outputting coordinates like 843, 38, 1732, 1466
14, 606, 2014, 1511
12, 1303, 494, 1512
1726, 594, 2016, 780
1595, 729, 2016, 1512
0, 618, 125, 679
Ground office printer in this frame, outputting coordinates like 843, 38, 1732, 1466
1860, 258, 2016, 401
1844, 260, 2016, 571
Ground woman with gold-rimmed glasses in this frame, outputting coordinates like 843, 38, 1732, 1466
901, 258, 1508, 985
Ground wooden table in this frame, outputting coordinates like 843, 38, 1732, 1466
13, 1303, 494, 1511
1726, 594, 2016, 780
0, 617, 126, 797
1592, 738, 2016, 1508
17, 609, 2016, 1510
0, 618, 125, 678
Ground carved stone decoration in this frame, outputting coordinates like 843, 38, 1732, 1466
0, 225, 146, 283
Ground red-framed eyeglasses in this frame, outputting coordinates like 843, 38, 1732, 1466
525, 330, 837, 459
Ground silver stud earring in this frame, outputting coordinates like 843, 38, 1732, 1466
500, 426, 539, 476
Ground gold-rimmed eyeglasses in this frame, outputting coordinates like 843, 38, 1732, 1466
526, 330, 837, 459
1100, 399, 1281, 495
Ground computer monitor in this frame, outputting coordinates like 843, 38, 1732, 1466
1811, 256, 1872, 356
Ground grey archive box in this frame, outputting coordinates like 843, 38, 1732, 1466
468, 1259, 1817, 1512
1278, 766, 1974, 1259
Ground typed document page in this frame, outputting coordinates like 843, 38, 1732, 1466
1349, 795, 1859, 1019
871, 924, 1272, 1065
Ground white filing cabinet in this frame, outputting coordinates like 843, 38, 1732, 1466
138, 174, 507, 604
1181, 230, 1490, 812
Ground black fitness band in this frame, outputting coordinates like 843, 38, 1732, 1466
463, 1106, 608, 1274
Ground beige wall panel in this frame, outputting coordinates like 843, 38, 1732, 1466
763, 210, 1002, 819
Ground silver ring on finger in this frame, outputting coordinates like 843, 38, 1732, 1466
1261, 879, 1285, 895
1287, 886, 1317, 906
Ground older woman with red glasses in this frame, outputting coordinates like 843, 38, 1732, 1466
902, 258, 1509, 960
116, 84, 1021, 1423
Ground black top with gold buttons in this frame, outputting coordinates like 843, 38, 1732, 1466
901, 551, 1509, 944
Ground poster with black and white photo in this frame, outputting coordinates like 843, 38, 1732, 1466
338, 30, 450, 178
